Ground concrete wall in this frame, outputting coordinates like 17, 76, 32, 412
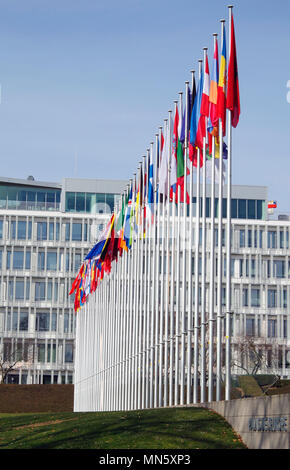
202, 394, 290, 449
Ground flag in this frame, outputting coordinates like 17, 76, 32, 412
226, 13, 240, 128
148, 155, 154, 222
268, 201, 277, 209
190, 65, 203, 148
217, 21, 227, 135
159, 122, 169, 198
208, 37, 219, 135
206, 156, 226, 183
196, 53, 210, 150
170, 107, 178, 200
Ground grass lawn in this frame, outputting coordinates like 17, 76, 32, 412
0, 407, 246, 449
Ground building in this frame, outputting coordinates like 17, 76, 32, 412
0, 175, 126, 384
1, 177, 290, 391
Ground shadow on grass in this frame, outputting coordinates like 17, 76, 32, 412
0, 408, 246, 450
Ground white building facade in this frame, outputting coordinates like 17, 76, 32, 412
0, 176, 126, 384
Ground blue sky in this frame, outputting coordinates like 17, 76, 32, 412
0, 0, 289, 212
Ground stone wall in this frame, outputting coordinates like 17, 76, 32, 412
0, 384, 74, 413
202, 393, 290, 449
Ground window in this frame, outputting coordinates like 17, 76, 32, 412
65, 223, 70, 241
47, 252, 57, 271
251, 259, 256, 278
72, 223, 82, 241
268, 289, 277, 308
280, 231, 284, 249
267, 230, 277, 249
19, 312, 28, 331
240, 230, 245, 248
242, 288, 248, 307
257, 200, 263, 219
25, 251, 31, 269
231, 199, 237, 218
38, 252, 45, 271
37, 222, 47, 240
51, 313, 57, 332
268, 319, 277, 338
273, 260, 285, 278
37, 344, 45, 362
17, 221, 27, 239
283, 288, 287, 309
13, 251, 24, 270
246, 317, 255, 336
65, 343, 73, 363
15, 280, 24, 300
251, 288, 260, 307
248, 229, 252, 247
238, 199, 247, 218
36, 313, 49, 332
66, 192, 76, 212
75, 193, 85, 212
74, 253, 82, 272
247, 200, 256, 219
0, 220, 3, 238
35, 282, 46, 301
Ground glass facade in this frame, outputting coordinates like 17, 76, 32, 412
65, 191, 120, 214
0, 184, 61, 211
191, 197, 265, 220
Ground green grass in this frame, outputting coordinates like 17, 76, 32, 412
0, 407, 246, 449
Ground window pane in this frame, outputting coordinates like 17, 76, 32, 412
35, 282, 45, 301
38, 252, 45, 270
25, 251, 31, 269
65, 343, 73, 362
13, 251, 24, 269
47, 252, 57, 271
37, 222, 47, 240
75, 193, 85, 212
17, 221, 26, 239
72, 223, 82, 241
15, 281, 24, 300
231, 199, 237, 218
251, 288, 260, 307
66, 192, 76, 212
36, 313, 49, 332
247, 200, 256, 219
19, 312, 28, 331
238, 199, 247, 218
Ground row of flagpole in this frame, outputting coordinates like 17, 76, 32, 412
73, 4, 240, 411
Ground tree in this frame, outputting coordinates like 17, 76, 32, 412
0, 339, 33, 384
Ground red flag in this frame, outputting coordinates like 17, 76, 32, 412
226, 14, 240, 128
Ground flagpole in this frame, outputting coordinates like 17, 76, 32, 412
138, 161, 145, 409
187, 72, 194, 404
134, 165, 142, 409
180, 89, 186, 406
159, 118, 167, 407
144, 150, 151, 409
149, 141, 155, 409
154, 127, 162, 408
164, 109, 172, 407
200, 47, 208, 404
169, 121, 176, 407
225, 4, 233, 402
153, 133, 159, 408
193, 59, 202, 404
208, 34, 218, 403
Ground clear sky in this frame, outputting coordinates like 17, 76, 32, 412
0, 0, 289, 213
